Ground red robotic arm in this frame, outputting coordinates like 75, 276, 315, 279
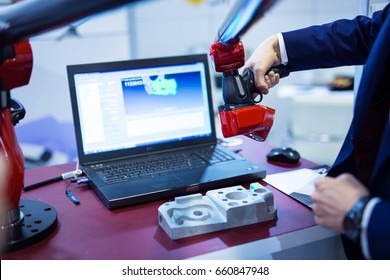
209, 0, 289, 141
0, 0, 141, 244
0, 40, 32, 224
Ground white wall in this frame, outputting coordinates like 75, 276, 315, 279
129, 0, 361, 158
10, 0, 364, 163
132, 0, 359, 82
12, 0, 360, 124
12, 6, 132, 123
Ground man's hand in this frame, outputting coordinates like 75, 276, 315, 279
311, 173, 369, 233
244, 34, 282, 94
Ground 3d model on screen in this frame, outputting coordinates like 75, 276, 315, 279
142, 75, 178, 96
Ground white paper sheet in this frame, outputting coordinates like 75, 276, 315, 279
264, 166, 328, 208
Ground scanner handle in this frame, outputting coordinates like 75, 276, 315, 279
242, 64, 290, 103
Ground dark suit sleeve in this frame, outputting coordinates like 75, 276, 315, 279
282, 4, 390, 71
366, 200, 390, 259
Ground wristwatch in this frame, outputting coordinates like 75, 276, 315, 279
343, 195, 370, 241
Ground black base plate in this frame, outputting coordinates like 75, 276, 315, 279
2, 199, 57, 252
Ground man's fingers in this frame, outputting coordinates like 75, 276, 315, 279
254, 74, 269, 94
267, 71, 280, 86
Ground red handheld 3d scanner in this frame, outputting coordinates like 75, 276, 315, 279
209, 0, 289, 141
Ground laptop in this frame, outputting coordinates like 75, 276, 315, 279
67, 53, 266, 209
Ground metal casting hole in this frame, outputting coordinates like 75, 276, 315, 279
228, 202, 239, 207
225, 191, 248, 200
193, 210, 203, 216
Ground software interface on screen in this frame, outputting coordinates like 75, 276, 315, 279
73, 62, 212, 155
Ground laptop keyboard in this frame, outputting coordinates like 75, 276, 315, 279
92, 147, 235, 185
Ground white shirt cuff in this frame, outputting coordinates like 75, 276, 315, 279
277, 33, 288, 65
360, 197, 381, 259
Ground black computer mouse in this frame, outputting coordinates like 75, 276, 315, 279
266, 146, 300, 164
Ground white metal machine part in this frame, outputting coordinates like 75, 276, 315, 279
158, 182, 277, 240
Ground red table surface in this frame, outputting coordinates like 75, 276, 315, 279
2, 137, 318, 260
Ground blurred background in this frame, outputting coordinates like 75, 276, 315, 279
9, 0, 389, 167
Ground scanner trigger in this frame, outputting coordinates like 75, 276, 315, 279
242, 68, 263, 104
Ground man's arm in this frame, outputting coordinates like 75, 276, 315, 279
363, 200, 390, 259
282, 4, 390, 71
312, 174, 390, 260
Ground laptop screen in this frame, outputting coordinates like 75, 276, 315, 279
68, 54, 216, 163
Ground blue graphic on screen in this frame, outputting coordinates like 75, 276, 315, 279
142, 75, 177, 96
121, 71, 204, 116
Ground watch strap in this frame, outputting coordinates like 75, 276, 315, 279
343, 195, 370, 241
